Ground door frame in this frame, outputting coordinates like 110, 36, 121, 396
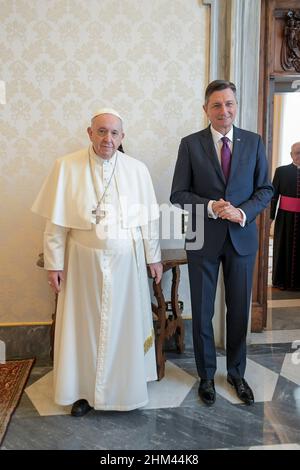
253, 0, 300, 330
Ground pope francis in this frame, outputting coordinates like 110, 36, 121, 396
32, 109, 162, 416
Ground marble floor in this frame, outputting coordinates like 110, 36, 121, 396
1, 286, 300, 451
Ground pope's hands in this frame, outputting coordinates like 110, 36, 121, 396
212, 198, 243, 224
148, 262, 163, 284
47, 270, 64, 294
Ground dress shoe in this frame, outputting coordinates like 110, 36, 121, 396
227, 375, 254, 405
71, 399, 92, 417
198, 379, 216, 406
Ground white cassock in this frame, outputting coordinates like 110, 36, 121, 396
32, 146, 161, 410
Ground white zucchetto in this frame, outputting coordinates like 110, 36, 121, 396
92, 108, 122, 122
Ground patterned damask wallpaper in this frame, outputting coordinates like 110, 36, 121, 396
0, 0, 209, 323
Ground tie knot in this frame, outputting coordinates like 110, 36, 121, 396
221, 136, 229, 145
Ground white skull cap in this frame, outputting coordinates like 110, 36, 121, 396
92, 108, 122, 122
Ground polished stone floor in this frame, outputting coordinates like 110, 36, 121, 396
1, 288, 300, 451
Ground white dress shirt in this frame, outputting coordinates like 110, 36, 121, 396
207, 126, 246, 227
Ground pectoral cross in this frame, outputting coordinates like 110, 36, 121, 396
92, 204, 106, 224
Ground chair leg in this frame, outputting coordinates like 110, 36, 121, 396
171, 266, 185, 353
152, 279, 167, 380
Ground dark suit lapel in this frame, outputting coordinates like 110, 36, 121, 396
228, 126, 242, 184
200, 126, 225, 184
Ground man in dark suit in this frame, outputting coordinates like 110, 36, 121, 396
170, 80, 273, 406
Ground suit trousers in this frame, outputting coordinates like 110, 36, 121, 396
187, 234, 256, 380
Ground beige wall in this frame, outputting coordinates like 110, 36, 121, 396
0, 0, 209, 323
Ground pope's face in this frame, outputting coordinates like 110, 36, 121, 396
291, 143, 300, 166
87, 114, 124, 159
203, 88, 237, 135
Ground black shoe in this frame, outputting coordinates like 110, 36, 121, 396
227, 375, 254, 405
198, 379, 216, 406
71, 399, 92, 417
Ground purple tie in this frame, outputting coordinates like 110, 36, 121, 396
221, 136, 231, 182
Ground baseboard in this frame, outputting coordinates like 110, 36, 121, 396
0, 319, 194, 365
0, 324, 52, 365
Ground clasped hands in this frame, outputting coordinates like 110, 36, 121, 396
212, 198, 243, 224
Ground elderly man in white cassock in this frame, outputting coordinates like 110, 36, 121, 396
32, 108, 162, 417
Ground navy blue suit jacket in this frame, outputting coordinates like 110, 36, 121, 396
170, 126, 273, 256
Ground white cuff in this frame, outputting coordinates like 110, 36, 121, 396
238, 209, 247, 227
141, 220, 161, 264
208, 200, 218, 219
44, 221, 69, 270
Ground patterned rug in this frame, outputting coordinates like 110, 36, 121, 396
0, 359, 35, 446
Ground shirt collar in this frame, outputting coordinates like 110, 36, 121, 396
210, 125, 233, 146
